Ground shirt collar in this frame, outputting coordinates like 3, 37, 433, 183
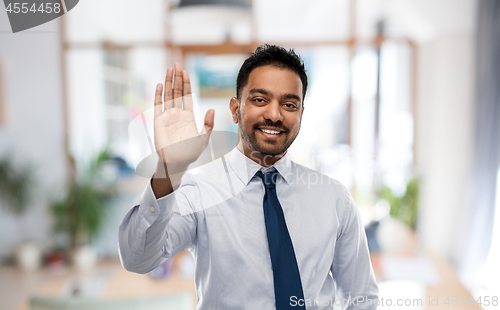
227, 147, 292, 185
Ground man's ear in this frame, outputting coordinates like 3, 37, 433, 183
229, 97, 239, 124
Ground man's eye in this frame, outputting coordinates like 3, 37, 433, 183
284, 103, 297, 109
254, 98, 265, 103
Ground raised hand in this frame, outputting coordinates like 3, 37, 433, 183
152, 63, 215, 196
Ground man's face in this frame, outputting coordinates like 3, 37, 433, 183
230, 65, 304, 164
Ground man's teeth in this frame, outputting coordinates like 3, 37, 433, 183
260, 128, 281, 135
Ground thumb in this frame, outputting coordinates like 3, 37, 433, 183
201, 109, 215, 138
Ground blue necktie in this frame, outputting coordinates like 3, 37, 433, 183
255, 169, 306, 310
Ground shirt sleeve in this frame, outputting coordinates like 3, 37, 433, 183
331, 187, 379, 309
118, 176, 198, 274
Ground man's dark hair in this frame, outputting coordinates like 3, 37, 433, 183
236, 44, 308, 103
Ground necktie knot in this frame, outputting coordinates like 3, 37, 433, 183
254, 169, 278, 189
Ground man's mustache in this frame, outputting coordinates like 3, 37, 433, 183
252, 121, 289, 133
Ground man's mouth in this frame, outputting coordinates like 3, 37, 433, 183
258, 128, 282, 135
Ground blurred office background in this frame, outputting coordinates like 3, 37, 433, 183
0, 0, 499, 309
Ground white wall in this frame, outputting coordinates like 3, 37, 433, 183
415, 34, 476, 261
66, 49, 108, 171
0, 14, 67, 259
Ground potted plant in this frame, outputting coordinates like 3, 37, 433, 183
375, 177, 420, 254
379, 177, 420, 229
0, 155, 40, 272
50, 150, 116, 272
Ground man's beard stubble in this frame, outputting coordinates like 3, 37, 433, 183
237, 111, 300, 157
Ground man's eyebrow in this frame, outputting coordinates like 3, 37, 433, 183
282, 93, 301, 102
248, 88, 271, 97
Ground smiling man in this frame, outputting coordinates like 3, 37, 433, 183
232, 64, 304, 162
118, 44, 379, 310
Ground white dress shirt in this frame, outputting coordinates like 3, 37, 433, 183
118, 147, 379, 310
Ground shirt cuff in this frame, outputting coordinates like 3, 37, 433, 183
141, 177, 187, 225
138, 179, 162, 224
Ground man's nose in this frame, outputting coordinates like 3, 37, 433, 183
263, 101, 283, 122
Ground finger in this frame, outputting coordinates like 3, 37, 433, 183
164, 68, 174, 108
182, 70, 193, 112
172, 62, 183, 109
154, 83, 163, 117
201, 109, 215, 138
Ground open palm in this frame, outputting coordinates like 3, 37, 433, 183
154, 63, 215, 172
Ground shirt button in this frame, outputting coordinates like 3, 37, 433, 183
150, 206, 156, 213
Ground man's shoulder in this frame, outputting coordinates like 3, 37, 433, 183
181, 158, 230, 187
288, 160, 349, 193
175, 159, 236, 212
288, 161, 353, 218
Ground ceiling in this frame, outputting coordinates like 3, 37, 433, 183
65, 0, 478, 45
